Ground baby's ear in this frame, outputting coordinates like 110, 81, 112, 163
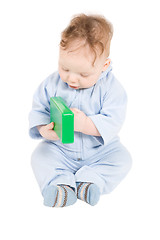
102, 58, 111, 71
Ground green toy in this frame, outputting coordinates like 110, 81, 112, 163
50, 97, 74, 144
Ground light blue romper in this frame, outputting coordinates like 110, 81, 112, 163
29, 65, 132, 195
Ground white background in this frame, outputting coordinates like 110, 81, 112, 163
0, 0, 160, 239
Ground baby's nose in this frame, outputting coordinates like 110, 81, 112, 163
68, 74, 77, 84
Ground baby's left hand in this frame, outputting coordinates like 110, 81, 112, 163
70, 108, 87, 133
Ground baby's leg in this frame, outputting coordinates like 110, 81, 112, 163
75, 141, 132, 202
31, 141, 77, 207
76, 182, 100, 206
43, 184, 77, 207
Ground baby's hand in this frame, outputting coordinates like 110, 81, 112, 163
70, 108, 87, 133
37, 122, 59, 141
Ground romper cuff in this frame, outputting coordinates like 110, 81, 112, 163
89, 115, 120, 146
29, 113, 50, 139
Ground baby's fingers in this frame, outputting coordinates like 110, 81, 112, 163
46, 122, 54, 130
70, 108, 80, 113
47, 129, 59, 140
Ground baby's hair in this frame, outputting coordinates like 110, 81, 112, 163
60, 14, 113, 64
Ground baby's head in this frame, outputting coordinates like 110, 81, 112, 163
58, 14, 113, 89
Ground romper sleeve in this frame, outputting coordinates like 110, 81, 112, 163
89, 74, 127, 145
28, 73, 58, 139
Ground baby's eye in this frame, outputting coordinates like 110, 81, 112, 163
62, 68, 69, 72
80, 74, 89, 78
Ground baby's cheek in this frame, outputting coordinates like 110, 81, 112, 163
59, 71, 66, 82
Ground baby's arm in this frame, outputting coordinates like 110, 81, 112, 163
82, 116, 101, 136
37, 122, 59, 141
29, 72, 60, 139
70, 74, 127, 144
70, 108, 101, 136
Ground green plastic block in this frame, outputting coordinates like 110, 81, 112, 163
50, 97, 74, 144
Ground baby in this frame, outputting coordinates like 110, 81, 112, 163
29, 14, 132, 207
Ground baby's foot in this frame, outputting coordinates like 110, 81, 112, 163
43, 185, 77, 207
76, 182, 100, 206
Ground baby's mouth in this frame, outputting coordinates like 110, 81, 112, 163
69, 85, 79, 89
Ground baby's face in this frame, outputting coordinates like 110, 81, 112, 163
58, 40, 109, 89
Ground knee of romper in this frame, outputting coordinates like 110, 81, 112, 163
30, 142, 48, 170
121, 148, 132, 174
31, 147, 40, 170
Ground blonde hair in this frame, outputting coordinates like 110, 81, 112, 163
60, 14, 113, 64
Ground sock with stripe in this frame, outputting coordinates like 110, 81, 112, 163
43, 184, 77, 207
76, 182, 100, 206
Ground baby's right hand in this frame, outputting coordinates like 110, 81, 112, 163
37, 122, 59, 141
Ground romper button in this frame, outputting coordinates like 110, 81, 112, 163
77, 158, 81, 161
